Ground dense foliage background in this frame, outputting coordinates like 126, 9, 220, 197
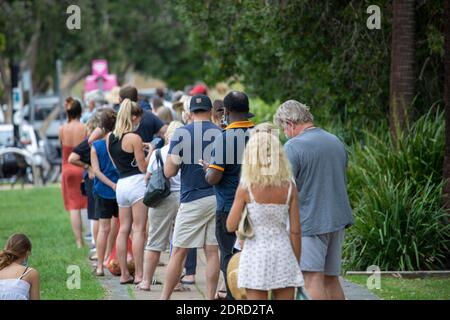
173, 0, 448, 270
174, 0, 444, 129
0, 0, 448, 270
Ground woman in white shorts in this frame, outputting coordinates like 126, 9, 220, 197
107, 99, 151, 285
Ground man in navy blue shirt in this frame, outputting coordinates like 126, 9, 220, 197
203, 91, 255, 299
162, 94, 222, 300
88, 86, 167, 146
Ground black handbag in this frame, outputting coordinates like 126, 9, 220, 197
143, 149, 171, 207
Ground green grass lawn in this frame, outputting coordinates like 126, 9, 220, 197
346, 275, 450, 300
0, 186, 105, 299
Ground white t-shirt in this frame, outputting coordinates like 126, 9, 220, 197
147, 145, 181, 192
163, 100, 172, 109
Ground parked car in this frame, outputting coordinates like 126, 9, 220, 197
13, 95, 65, 159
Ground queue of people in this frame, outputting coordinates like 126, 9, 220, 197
1, 83, 353, 300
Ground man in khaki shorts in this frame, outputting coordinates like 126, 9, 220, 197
161, 94, 222, 300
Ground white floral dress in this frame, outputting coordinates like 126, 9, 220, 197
238, 183, 304, 290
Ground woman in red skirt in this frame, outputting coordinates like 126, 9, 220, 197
59, 98, 88, 248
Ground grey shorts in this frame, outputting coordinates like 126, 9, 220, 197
145, 191, 180, 252
300, 229, 345, 276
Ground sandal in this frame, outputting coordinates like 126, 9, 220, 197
215, 290, 227, 300
93, 269, 104, 277
173, 283, 191, 292
120, 277, 135, 285
135, 282, 151, 291
180, 274, 195, 285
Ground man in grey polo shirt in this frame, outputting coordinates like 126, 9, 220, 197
274, 100, 354, 300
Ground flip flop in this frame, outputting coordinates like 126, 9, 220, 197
135, 283, 151, 291
173, 283, 191, 292
215, 290, 227, 300
120, 277, 134, 285
180, 275, 195, 285
92, 270, 104, 277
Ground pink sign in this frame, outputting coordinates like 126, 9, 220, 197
84, 59, 118, 94
92, 59, 108, 77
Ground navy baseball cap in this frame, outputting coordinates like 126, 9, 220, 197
190, 94, 212, 112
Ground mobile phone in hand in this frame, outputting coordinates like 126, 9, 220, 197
150, 137, 163, 148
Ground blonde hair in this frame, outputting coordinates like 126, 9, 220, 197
164, 121, 183, 144
0, 234, 32, 270
252, 122, 278, 136
241, 131, 292, 188
156, 106, 173, 124
113, 99, 143, 139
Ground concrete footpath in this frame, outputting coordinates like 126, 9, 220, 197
98, 250, 378, 300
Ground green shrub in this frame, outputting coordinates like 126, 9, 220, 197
344, 110, 449, 271
249, 97, 279, 124
248, 98, 449, 270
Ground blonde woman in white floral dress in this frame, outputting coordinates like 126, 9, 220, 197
227, 131, 304, 300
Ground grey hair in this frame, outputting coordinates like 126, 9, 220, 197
180, 95, 192, 124
273, 100, 314, 127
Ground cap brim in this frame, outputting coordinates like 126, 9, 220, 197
190, 106, 211, 112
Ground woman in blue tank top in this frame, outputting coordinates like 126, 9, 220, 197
90, 109, 120, 277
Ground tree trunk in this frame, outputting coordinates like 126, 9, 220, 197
443, 0, 450, 217
0, 56, 12, 123
389, 0, 416, 144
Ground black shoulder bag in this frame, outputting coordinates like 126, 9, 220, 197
143, 149, 171, 207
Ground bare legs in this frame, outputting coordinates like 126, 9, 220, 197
115, 200, 147, 283
131, 200, 148, 283
272, 287, 296, 300
93, 220, 99, 246
160, 245, 219, 300
246, 289, 268, 300
324, 275, 345, 300
303, 272, 345, 300
204, 245, 220, 300
117, 206, 133, 283
70, 209, 83, 248
160, 247, 189, 299
139, 250, 162, 290
96, 219, 111, 274
104, 217, 119, 266
80, 208, 89, 238
246, 288, 295, 300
